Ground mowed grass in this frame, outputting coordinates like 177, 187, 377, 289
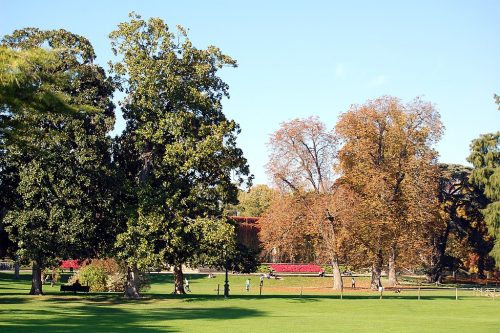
1, 272, 500, 332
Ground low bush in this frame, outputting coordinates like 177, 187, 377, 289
321, 265, 333, 274
257, 264, 271, 273
69, 265, 108, 292
69, 259, 150, 292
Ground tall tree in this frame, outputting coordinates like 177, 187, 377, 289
314, 185, 364, 290
109, 13, 251, 297
468, 130, 500, 262
264, 116, 346, 288
1, 29, 115, 295
336, 96, 443, 288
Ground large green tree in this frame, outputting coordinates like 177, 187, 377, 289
468, 129, 500, 262
1, 46, 79, 272
1, 29, 115, 295
109, 13, 251, 297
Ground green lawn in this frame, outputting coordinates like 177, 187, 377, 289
1, 271, 499, 332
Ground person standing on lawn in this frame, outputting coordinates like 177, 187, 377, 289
246, 278, 250, 292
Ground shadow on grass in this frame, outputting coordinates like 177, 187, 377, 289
148, 273, 211, 285
0, 272, 31, 283
0, 296, 31, 305
0, 302, 265, 333
1, 290, 472, 303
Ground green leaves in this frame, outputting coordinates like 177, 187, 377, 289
468, 131, 500, 261
1, 29, 116, 271
111, 13, 250, 271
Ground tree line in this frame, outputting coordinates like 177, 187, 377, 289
1, 13, 498, 297
0, 13, 252, 297
258, 97, 499, 290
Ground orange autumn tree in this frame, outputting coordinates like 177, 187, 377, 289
335, 96, 443, 289
261, 116, 354, 290
259, 194, 320, 264
312, 185, 366, 290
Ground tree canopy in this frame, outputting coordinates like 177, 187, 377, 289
0, 29, 116, 295
109, 13, 251, 297
336, 96, 443, 288
468, 131, 500, 262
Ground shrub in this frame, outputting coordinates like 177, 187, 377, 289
321, 265, 333, 274
107, 272, 127, 292
257, 264, 271, 273
71, 265, 108, 292
69, 258, 149, 293
339, 265, 353, 273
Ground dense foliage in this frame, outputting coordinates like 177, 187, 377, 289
108, 13, 251, 297
0, 29, 116, 295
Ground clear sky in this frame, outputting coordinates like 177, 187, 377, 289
2, 0, 499, 185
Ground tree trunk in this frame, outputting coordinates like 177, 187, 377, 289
29, 261, 43, 295
426, 267, 443, 284
173, 265, 185, 294
331, 257, 343, 291
14, 254, 20, 279
426, 224, 451, 283
388, 249, 398, 287
477, 253, 486, 279
370, 250, 383, 290
124, 266, 141, 299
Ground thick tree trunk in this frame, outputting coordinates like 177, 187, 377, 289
173, 265, 185, 294
124, 266, 141, 299
388, 249, 398, 287
14, 254, 20, 279
370, 250, 383, 290
29, 261, 43, 295
426, 224, 451, 283
331, 257, 343, 291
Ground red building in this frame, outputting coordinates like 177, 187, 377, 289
228, 216, 261, 252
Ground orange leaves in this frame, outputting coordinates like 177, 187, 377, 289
336, 96, 443, 264
266, 116, 337, 194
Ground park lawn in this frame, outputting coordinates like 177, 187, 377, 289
1, 272, 500, 333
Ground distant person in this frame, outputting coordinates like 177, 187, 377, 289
246, 278, 250, 292
184, 278, 191, 292
351, 277, 356, 289
318, 271, 325, 277
260, 275, 265, 287
73, 279, 82, 288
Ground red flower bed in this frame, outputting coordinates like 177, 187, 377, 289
59, 260, 81, 269
269, 263, 322, 273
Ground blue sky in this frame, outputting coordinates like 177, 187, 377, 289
2, 0, 499, 185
